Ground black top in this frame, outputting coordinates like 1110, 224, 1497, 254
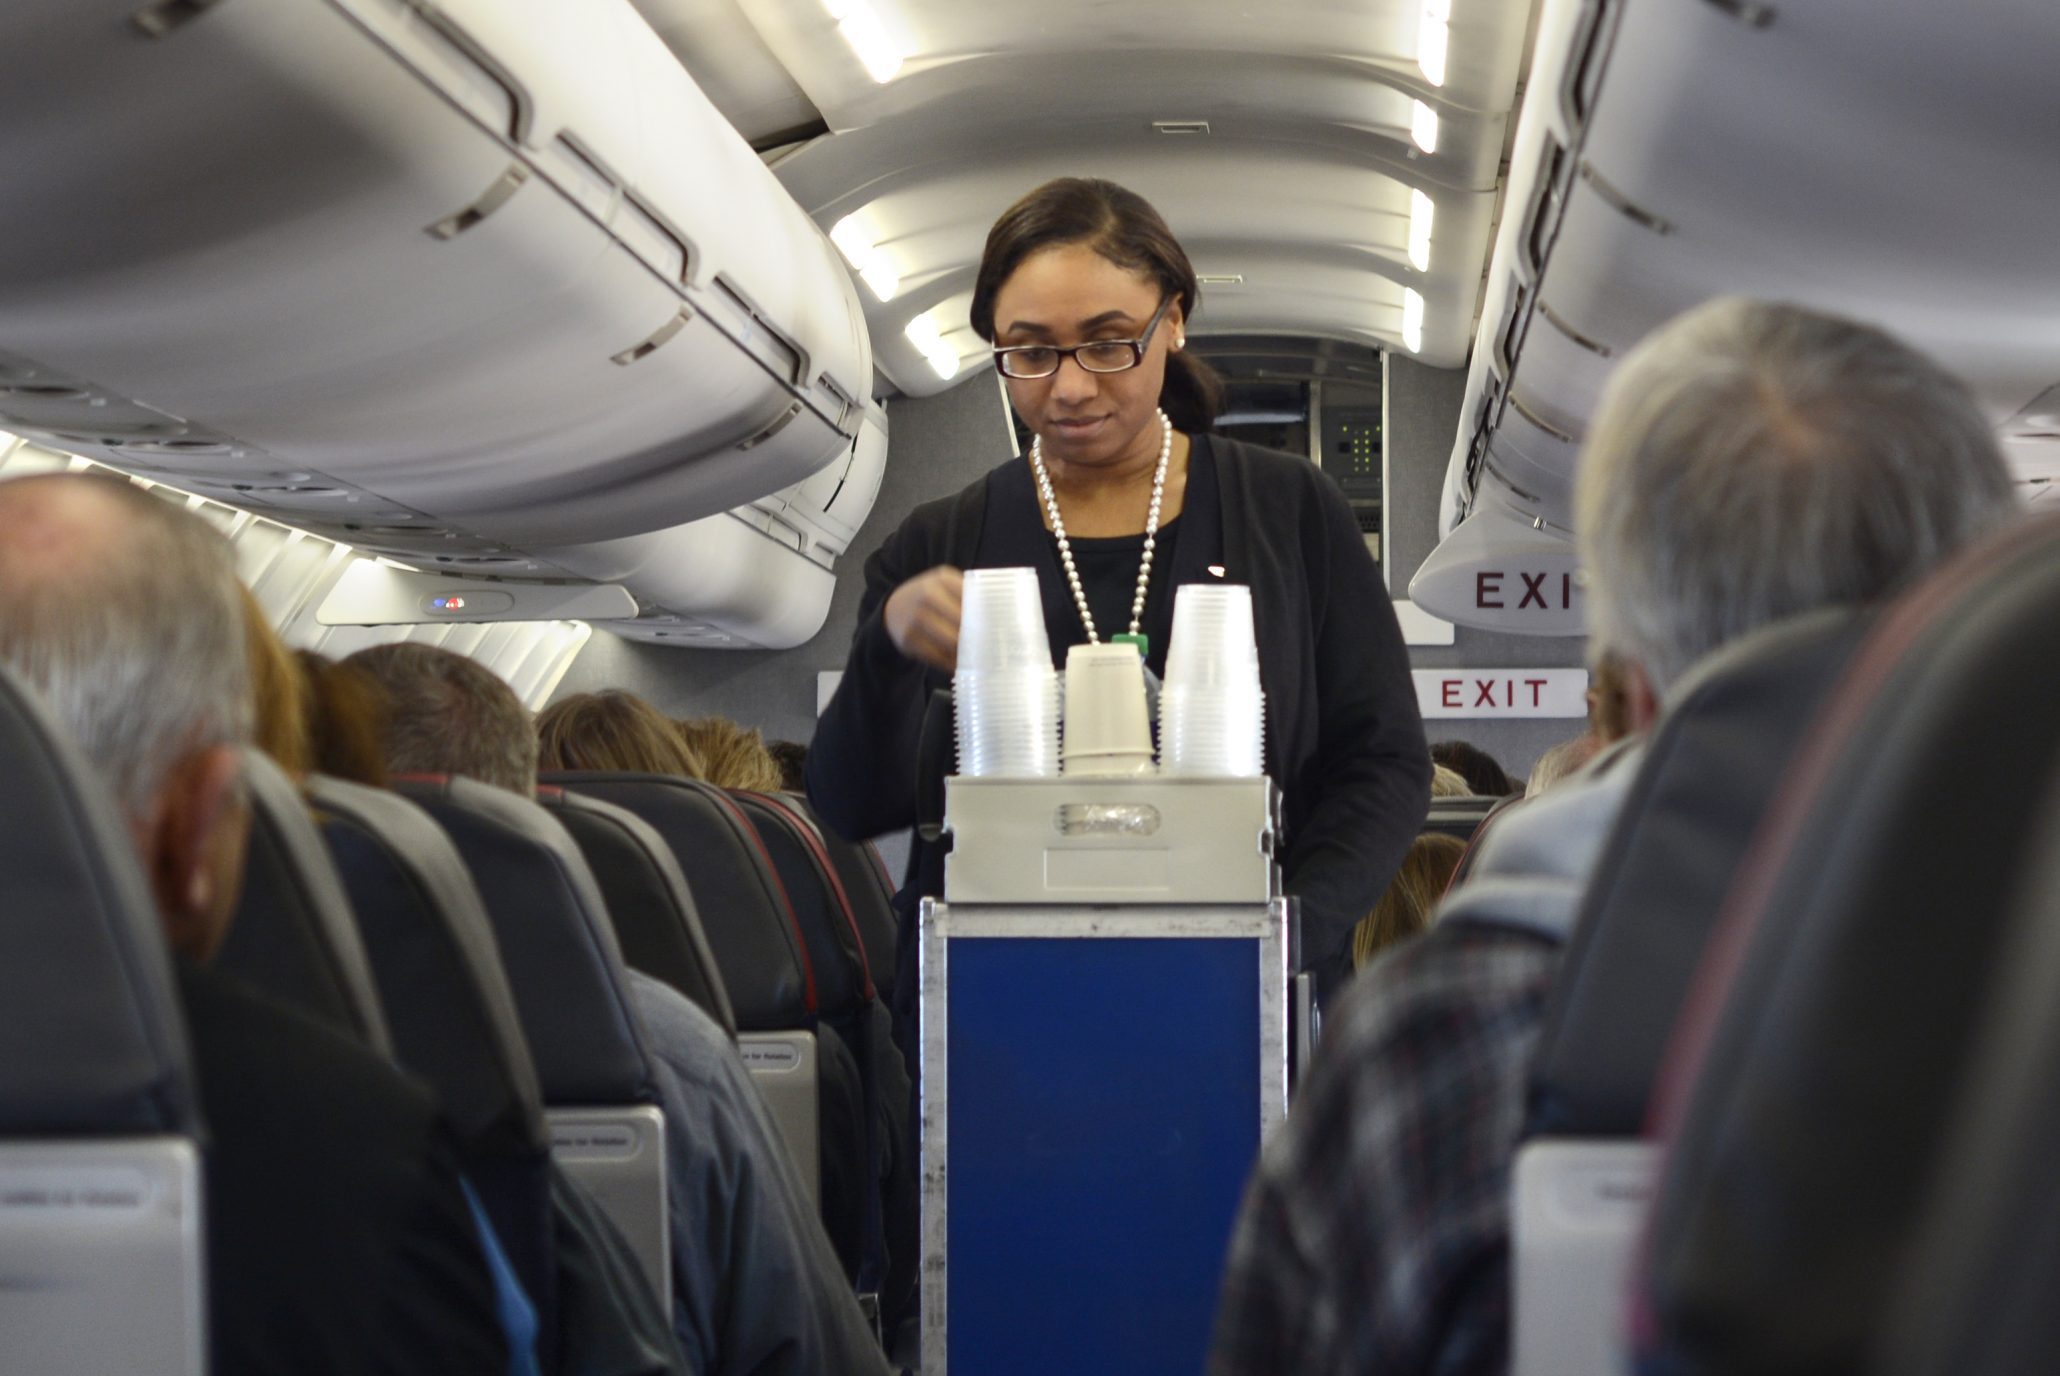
178, 960, 506, 1376
807, 433, 1430, 991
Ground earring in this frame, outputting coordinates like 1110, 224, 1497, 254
1175, 335, 1186, 349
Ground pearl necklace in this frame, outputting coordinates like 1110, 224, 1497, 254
1030, 409, 1172, 645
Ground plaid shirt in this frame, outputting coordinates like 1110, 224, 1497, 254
1209, 918, 1564, 1376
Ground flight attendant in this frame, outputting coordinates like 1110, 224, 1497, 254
807, 176, 1431, 1063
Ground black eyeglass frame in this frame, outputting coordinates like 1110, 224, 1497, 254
990, 294, 1176, 380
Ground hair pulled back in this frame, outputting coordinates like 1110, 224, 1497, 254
971, 177, 1225, 434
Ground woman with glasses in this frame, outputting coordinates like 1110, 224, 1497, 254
808, 176, 1432, 1054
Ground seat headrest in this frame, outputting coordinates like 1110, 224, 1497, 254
1525, 607, 1872, 1138
0, 664, 195, 1135
307, 775, 545, 1156
1639, 511, 2060, 1375
536, 786, 738, 1039
540, 771, 812, 1030
731, 791, 875, 1013
218, 751, 394, 1058
394, 776, 657, 1107
784, 793, 899, 1002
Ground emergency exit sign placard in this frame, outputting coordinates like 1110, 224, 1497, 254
1413, 668, 1590, 719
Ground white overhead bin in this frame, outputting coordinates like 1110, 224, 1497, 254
0, 0, 871, 555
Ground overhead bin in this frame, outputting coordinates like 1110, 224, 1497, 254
0, 0, 871, 555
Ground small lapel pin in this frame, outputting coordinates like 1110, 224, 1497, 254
1207, 564, 1227, 578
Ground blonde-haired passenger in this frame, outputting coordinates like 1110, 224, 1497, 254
536, 689, 705, 777
1349, 831, 1467, 972
675, 715, 785, 793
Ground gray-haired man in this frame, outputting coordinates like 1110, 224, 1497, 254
1210, 298, 2018, 1376
0, 474, 507, 1376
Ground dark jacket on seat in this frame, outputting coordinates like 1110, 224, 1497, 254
177, 959, 507, 1376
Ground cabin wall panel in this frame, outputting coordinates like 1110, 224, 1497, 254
1388, 356, 1587, 781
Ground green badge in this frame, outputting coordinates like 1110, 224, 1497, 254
1111, 632, 1149, 659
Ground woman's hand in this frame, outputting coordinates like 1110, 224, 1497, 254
884, 565, 964, 671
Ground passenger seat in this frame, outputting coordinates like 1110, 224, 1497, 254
0, 664, 204, 1376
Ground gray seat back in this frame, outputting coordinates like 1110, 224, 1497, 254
217, 750, 393, 1057
395, 775, 670, 1302
0, 664, 204, 1376
1510, 1139, 1657, 1376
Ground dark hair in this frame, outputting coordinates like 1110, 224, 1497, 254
971, 177, 1225, 434
1429, 739, 1518, 798
295, 650, 391, 788
766, 739, 808, 792
342, 642, 535, 795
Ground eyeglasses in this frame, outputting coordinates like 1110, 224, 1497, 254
992, 294, 1175, 380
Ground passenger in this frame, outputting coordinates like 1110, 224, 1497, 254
809, 173, 1432, 1046
295, 649, 391, 787
766, 738, 809, 792
1209, 298, 2018, 1376
1585, 648, 1634, 744
1429, 762, 1472, 797
0, 474, 508, 1376
675, 715, 786, 792
240, 583, 311, 778
535, 688, 705, 778
1431, 739, 1518, 797
1350, 832, 1467, 971
349, 643, 893, 1376
1525, 734, 1601, 799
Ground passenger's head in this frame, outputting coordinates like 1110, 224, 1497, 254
1527, 734, 1603, 799
1429, 763, 1472, 798
295, 650, 390, 788
1351, 831, 1468, 971
242, 584, 311, 778
343, 642, 534, 795
0, 474, 252, 958
1585, 649, 1635, 744
1577, 298, 2016, 697
767, 738, 808, 792
1430, 740, 1516, 797
534, 689, 703, 778
972, 177, 1226, 455
675, 716, 785, 792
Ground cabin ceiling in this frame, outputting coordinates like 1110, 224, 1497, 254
633, 0, 1538, 395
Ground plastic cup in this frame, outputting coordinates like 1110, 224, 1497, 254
1159, 683, 1267, 777
1165, 584, 1260, 690
955, 666, 1060, 777
957, 567, 1053, 673
1062, 643, 1155, 777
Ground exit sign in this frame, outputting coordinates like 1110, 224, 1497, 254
1413, 668, 1590, 719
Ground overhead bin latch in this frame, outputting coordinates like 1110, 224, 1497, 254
738, 401, 804, 451
425, 164, 532, 241
132, 0, 224, 38
611, 308, 695, 368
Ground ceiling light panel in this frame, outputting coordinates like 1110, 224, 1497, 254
829, 212, 900, 302
1409, 190, 1435, 272
1412, 100, 1439, 154
904, 313, 960, 380
821, 0, 904, 84
1419, 0, 1450, 87
1403, 288, 1426, 354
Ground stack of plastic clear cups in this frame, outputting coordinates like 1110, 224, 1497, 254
1159, 583, 1266, 777
954, 567, 1061, 777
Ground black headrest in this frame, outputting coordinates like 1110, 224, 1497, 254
1639, 511, 2060, 1375
536, 786, 738, 1039
394, 776, 656, 1107
539, 771, 812, 1030
0, 664, 196, 1136
218, 751, 394, 1058
1524, 608, 1871, 1138
785, 793, 898, 1002
307, 775, 545, 1157
731, 791, 875, 1015
1880, 803, 2060, 1376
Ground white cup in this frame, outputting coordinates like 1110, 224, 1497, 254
955, 668, 1060, 777
1165, 583, 1259, 690
1160, 583, 1265, 776
958, 567, 1052, 673
1062, 643, 1155, 777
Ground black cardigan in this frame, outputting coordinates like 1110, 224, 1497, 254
806, 434, 1432, 977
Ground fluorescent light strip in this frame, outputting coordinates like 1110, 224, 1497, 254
1411, 100, 1439, 154
1403, 288, 1426, 354
1419, 0, 1450, 87
1408, 189, 1435, 272
904, 314, 959, 380
829, 213, 900, 302
823, 0, 904, 83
